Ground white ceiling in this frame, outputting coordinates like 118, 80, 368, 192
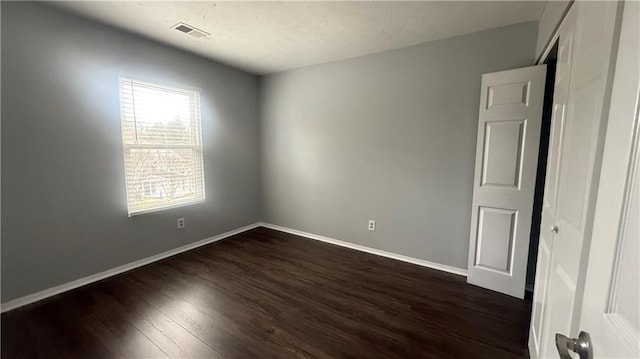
52, 1, 546, 75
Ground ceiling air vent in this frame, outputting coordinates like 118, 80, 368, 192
171, 22, 210, 39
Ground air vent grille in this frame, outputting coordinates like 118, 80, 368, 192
174, 24, 192, 33
171, 22, 210, 39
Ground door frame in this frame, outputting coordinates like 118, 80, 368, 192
536, 2, 575, 67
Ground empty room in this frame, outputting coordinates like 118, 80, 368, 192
1, 1, 638, 358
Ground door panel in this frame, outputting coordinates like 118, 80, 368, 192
467, 65, 546, 299
487, 81, 531, 109
613, 173, 640, 331
475, 207, 517, 273
530, 238, 551, 351
541, 263, 578, 358
556, 85, 598, 231
482, 120, 526, 188
543, 104, 566, 213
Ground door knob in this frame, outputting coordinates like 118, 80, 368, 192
551, 225, 559, 233
555, 331, 593, 359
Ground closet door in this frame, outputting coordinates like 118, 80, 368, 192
528, 8, 575, 358
467, 65, 546, 298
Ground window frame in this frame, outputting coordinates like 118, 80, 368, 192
118, 77, 206, 217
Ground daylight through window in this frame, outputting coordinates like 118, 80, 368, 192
119, 78, 205, 216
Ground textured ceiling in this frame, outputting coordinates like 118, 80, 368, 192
51, 1, 545, 75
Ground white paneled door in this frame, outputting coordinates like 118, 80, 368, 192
529, 6, 576, 357
529, 1, 625, 358
572, 1, 639, 358
467, 65, 547, 299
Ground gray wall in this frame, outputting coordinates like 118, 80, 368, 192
260, 22, 538, 271
1, 2, 261, 302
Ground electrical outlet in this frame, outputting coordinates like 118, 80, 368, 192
368, 220, 376, 231
177, 217, 185, 229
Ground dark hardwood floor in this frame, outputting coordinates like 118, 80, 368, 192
1, 227, 531, 358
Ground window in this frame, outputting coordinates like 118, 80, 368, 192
119, 77, 205, 216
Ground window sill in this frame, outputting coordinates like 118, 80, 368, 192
128, 198, 205, 217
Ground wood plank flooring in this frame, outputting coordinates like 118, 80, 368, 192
1, 227, 532, 358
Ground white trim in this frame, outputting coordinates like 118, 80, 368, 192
128, 198, 206, 217
536, 1, 574, 65
537, 32, 558, 65
2, 222, 467, 313
0, 222, 261, 313
259, 222, 468, 277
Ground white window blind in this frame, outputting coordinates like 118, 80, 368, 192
119, 78, 205, 216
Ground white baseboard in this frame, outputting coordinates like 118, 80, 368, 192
259, 222, 468, 277
0, 222, 261, 313
2, 222, 467, 313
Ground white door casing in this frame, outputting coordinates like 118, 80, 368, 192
528, 1, 622, 358
467, 65, 547, 299
579, 1, 640, 357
